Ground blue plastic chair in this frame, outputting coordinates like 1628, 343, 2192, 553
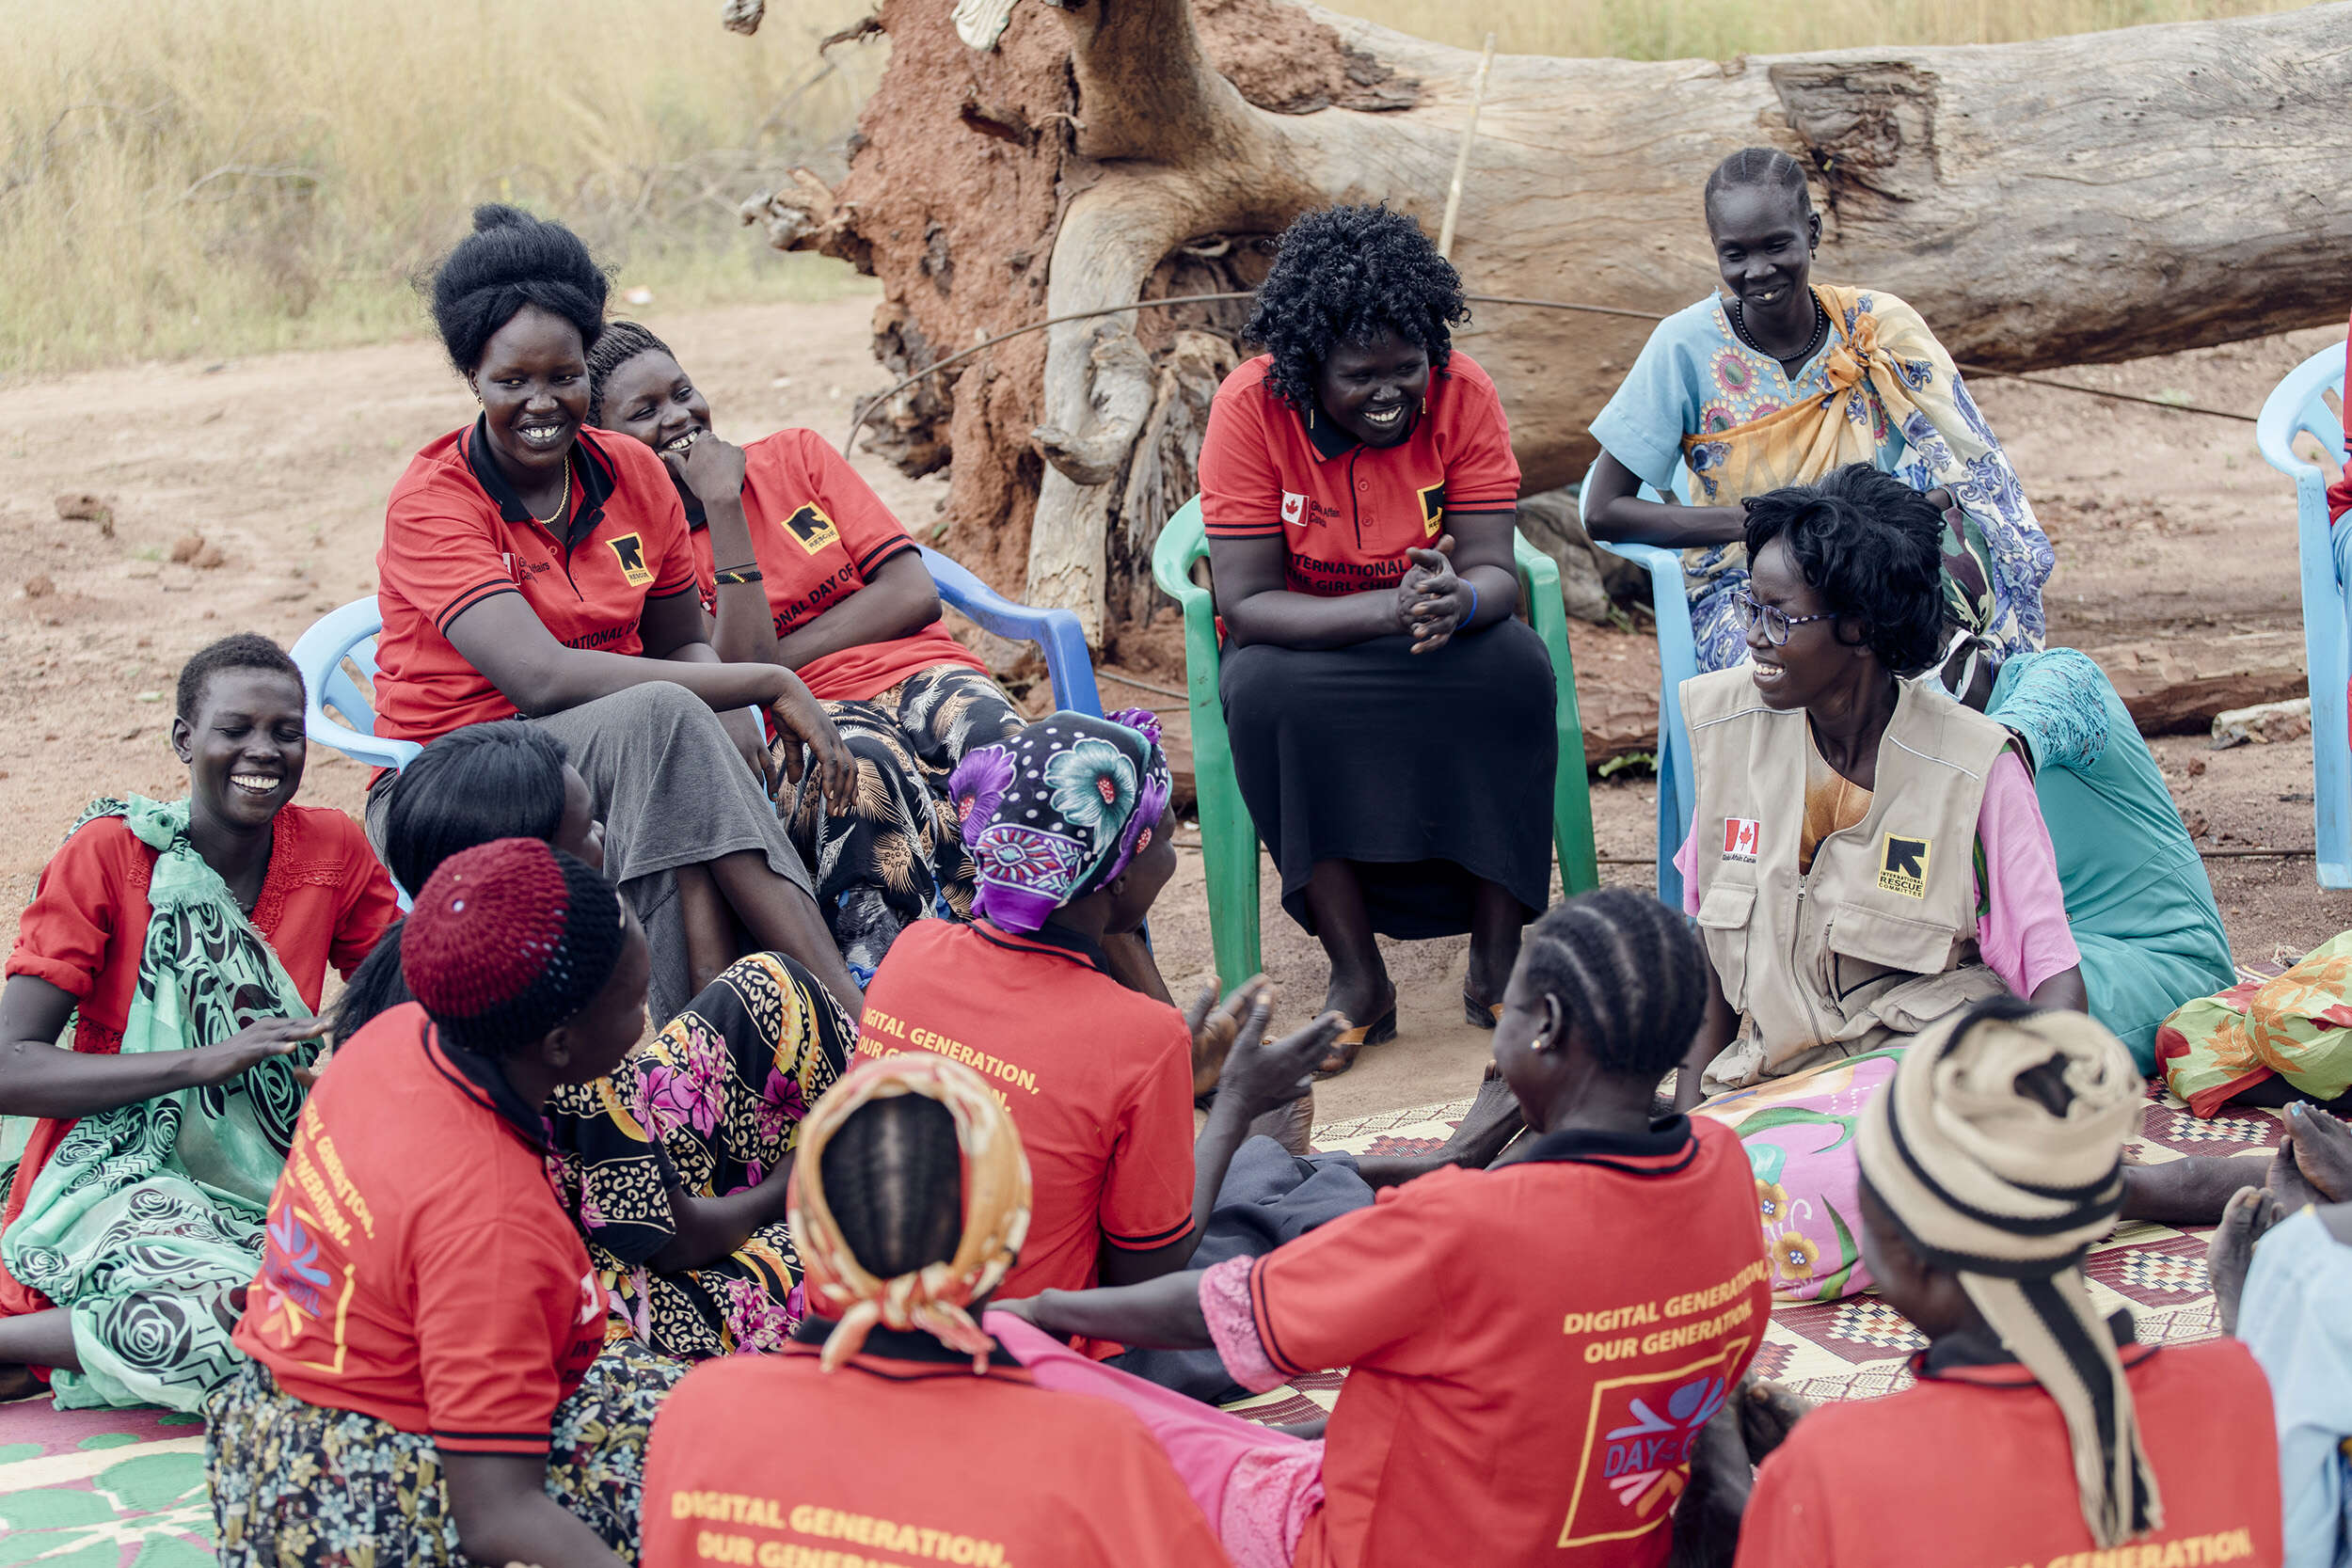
2256, 342, 2351, 889
293, 550, 1104, 774
1581, 468, 1700, 910
288, 595, 422, 775
916, 545, 1103, 717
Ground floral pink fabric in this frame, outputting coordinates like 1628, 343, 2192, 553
1201, 1255, 1285, 1395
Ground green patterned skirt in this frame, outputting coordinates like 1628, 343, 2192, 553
205, 1341, 683, 1566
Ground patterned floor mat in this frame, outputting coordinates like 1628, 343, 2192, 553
0, 1399, 212, 1563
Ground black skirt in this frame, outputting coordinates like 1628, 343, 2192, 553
1220, 619, 1557, 941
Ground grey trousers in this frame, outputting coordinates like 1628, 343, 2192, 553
368, 683, 814, 1026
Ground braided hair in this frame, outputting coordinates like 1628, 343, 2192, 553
1244, 204, 1469, 415
1743, 464, 1947, 674
1702, 147, 1814, 223
175, 633, 302, 721
428, 204, 609, 377
818, 1093, 965, 1280
583, 320, 674, 427
1518, 888, 1709, 1079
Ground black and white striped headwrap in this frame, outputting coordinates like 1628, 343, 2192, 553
1857, 997, 2161, 1548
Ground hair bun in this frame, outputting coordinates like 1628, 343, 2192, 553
470, 202, 533, 234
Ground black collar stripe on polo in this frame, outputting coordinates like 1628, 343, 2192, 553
463, 418, 619, 550
1512, 1115, 1701, 1175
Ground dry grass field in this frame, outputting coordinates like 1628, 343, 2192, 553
0, 0, 2314, 374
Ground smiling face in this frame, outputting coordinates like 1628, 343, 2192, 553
596, 348, 710, 460
173, 668, 308, 832
1745, 535, 1870, 710
1314, 330, 1429, 449
1707, 182, 1819, 318
469, 305, 590, 487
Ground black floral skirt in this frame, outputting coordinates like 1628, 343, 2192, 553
205, 1340, 685, 1567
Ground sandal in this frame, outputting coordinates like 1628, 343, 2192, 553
1463, 990, 1503, 1029
1313, 1005, 1397, 1080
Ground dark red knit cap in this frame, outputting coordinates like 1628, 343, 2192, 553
401, 837, 626, 1054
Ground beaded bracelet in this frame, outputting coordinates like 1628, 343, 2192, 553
714, 563, 764, 586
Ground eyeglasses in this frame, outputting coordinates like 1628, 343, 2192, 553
1734, 590, 1833, 647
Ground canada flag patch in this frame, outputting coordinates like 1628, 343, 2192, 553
1721, 817, 1761, 863
1280, 490, 1307, 527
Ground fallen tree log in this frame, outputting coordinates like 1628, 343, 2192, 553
746, 0, 2352, 646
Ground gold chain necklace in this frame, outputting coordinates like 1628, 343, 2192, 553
530, 458, 572, 528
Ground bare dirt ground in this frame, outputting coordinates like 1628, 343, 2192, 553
2, 300, 2345, 1124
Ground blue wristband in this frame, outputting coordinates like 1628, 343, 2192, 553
1462, 580, 1478, 626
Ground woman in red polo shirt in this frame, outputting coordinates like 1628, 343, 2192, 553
213, 838, 685, 1568
1200, 203, 1557, 1075
0, 634, 399, 1410
639, 1053, 1229, 1568
995, 889, 1772, 1568
372, 205, 861, 1021
585, 321, 1026, 985
860, 710, 1339, 1325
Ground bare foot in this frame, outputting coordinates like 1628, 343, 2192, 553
2269, 1137, 2325, 1214
2208, 1185, 2288, 1335
2119, 1153, 2275, 1226
2285, 1102, 2352, 1203
1734, 1377, 1813, 1464
0, 1364, 45, 1404
1436, 1070, 1526, 1168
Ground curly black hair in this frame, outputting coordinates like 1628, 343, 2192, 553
583, 320, 675, 426
428, 204, 609, 377
1518, 888, 1710, 1081
175, 632, 301, 721
1742, 464, 1947, 673
1243, 204, 1469, 414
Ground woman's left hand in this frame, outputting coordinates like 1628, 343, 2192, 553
767, 676, 857, 815
1401, 536, 1469, 655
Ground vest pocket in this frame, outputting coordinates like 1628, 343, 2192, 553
1826, 908, 1964, 989
1694, 882, 1758, 1011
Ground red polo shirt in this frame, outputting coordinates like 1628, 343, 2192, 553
856, 920, 1196, 1311
640, 1333, 1231, 1568
1251, 1116, 1768, 1568
1735, 1338, 2281, 1568
373, 420, 700, 748
2329, 308, 2352, 524
1198, 350, 1521, 597
0, 804, 399, 1315
687, 429, 985, 702
232, 1004, 605, 1454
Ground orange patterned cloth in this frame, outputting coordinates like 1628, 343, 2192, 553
787, 1052, 1033, 1371
2158, 933, 2352, 1117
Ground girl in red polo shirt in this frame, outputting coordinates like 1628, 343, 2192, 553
329, 721, 855, 1363
213, 838, 685, 1568
0, 634, 399, 1411
860, 710, 1340, 1325
1198, 204, 1557, 1075
640, 1053, 1230, 1568
372, 205, 862, 1021
585, 321, 1028, 985
996, 890, 1772, 1568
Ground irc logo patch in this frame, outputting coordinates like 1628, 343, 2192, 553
1560, 1349, 1744, 1548
1418, 481, 1448, 539
607, 532, 654, 587
780, 502, 843, 556
1878, 833, 1931, 898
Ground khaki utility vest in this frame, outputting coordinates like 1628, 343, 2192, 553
1681, 668, 2018, 1090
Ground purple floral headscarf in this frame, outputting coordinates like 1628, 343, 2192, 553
946, 709, 1172, 933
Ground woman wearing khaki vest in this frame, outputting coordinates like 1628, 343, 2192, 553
1668, 466, 2254, 1306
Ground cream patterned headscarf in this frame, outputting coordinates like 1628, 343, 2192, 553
787, 1053, 1032, 1373
1857, 1001, 2160, 1547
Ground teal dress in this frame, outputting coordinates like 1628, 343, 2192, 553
1985, 650, 2234, 1069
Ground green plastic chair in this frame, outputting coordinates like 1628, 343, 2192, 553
1151, 497, 1600, 992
